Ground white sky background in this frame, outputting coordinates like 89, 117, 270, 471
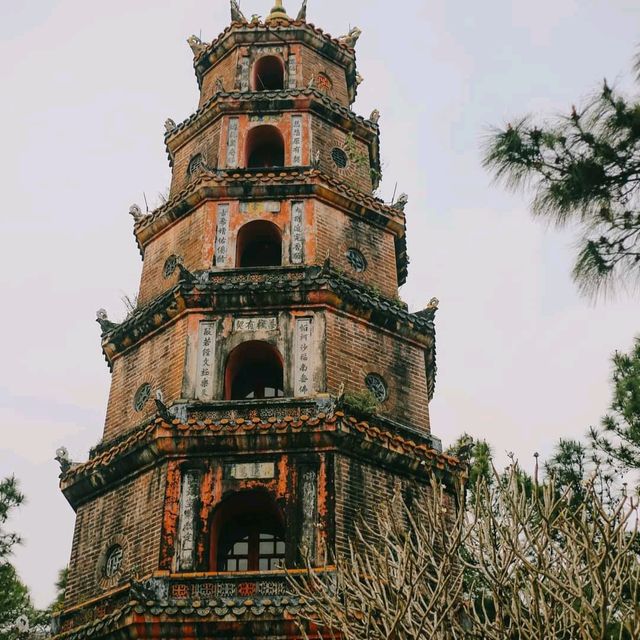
1, 0, 639, 607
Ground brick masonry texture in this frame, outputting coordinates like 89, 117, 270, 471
169, 121, 222, 197
333, 454, 433, 557
103, 320, 187, 441
315, 201, 398, 297
65, 465, 167, 607
325, 311, 431, 431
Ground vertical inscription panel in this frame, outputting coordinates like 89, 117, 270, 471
215, 203, 230, 266
196, 321, 216, 401
226, 117, 239, 167
177, 470, 201, 572
288, 55, 297, 89
294, 317, 314, 397
291, 202, 304, 264
300, 469, 318, 562
291, 115, 303, 166
239, 57, 250, 91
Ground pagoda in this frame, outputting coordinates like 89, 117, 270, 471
53, 2, 463, 639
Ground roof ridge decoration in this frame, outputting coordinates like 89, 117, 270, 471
267, 0, 289, 22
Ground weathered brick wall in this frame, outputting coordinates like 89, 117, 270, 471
103, 319, 187, 442
325, 312, 431, 431
299, 46, 349, 106
169, 120, 222, 197
333, 455, 431, 557
64, 465, 166, 607
315, 201, 398, 298
138, 202, 216, 306
310, 116, 373, 193
199, 51, 241, 108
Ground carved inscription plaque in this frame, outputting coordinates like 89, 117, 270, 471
239, 57, 250, 91
215, 204, 230, 266
291, 115, 303, 165
233, 317, 277, 332
177, 470, 200, 571
226, 117, 239, 167
196, 321, 216, 401
294, 317, 314, 396
288, 55, 297, 89
291, 201, 304, 264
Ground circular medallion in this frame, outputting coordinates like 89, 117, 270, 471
133, 383, 152, 412
104, 545, 124, 578
346, 248, 367, 273
163, 255, 179, 278
331, 147, 348, 169
365, 373, 388, 403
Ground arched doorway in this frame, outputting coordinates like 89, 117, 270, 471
210, 491, 286, 572
236, 220, 282, 268
224, 341, 285, 400
245, 125, 285, 168
252, 56, 285, 91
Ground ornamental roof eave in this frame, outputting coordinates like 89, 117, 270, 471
163, 89, 379, 169
192, 21, 358, 102
59, 410, 464, 509
97, 265, 436, 365
133, 169, 399, 254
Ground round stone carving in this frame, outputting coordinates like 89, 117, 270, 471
134, 383, 151, 412
187, 153, 205, 175
365, 373, 388, 403
331, 147, 348, 169
104, 545, 124, 578
163, 254, 179, 278
346, 248, 367, 272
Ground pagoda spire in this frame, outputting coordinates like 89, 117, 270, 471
267, 0, 289, 21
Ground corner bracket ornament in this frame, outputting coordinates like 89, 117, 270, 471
392, 193, 409, 211
369, 108, 381, 124
55, 446, 72, 474
96, 309, 118, 335
187, 35, 208, 57
129, 203, 145, 222
427, 297, 439, 311
164, 118, 176, 134
296, 0, 307, 21
338, 26, 362, 47
230, 0, 247, 23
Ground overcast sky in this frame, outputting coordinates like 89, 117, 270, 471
1, 0, 639, 608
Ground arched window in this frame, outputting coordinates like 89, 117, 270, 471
252, 56, 285, 91
225, 340, 284, 400
236, 220, 282, 268
245, 125, 285, 168
210, 491, 286, 572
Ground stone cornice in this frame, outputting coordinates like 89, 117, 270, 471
99, 265, 434, 365
60, 409, 463, 509
193, 20, 358, 102
164, 89, 378, 165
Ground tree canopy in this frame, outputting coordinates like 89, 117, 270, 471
483, 56, 640, 297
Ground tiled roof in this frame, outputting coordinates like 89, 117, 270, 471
62, 409, 462, 485
164, 88, 377, 152
99, 265, 434, 365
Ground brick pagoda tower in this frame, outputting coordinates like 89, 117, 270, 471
54, 2, 462, 639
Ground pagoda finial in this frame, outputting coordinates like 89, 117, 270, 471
267, 0, 289, 21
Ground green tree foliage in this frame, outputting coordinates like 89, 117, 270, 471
446, 433, 493, 498
483, 55, 640, 297
591, 336, 640, 479
49, 567, 68, 614
0, 477, 23, 561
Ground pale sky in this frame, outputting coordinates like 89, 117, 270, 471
1, 0, 638, 608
